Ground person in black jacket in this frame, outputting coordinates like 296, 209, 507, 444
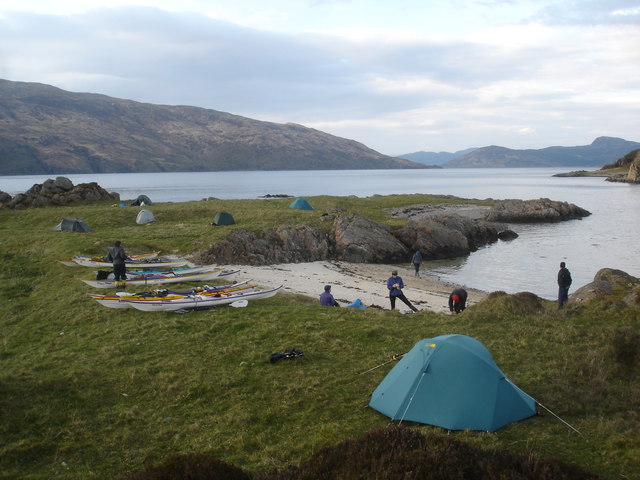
107, 241, 129, 284
448, 288, 468, 314
557, 261, 572, 309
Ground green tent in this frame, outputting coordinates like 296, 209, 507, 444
369, 334, 536, 431
288, 198, 314, 210
213, 212, 236, 226
131, 194, 153, 206
52, 218, 92, 232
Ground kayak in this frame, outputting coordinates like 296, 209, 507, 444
87, 280, 256, 309
123, 285, 283, 312
72, 256, 189, 269
59, 251, 161, 267
79, 268, 238, 288
98, 264, 220, 279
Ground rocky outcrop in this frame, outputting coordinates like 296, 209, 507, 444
484, 198, 590, 223
570, 268, 640, 305
627, 153, 640, 183
333, 213, 408, 263
191, 225, 333, 265
395, 214, 499, 259
2, 176, 120, 209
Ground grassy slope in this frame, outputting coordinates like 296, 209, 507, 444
0, 195, 638, 480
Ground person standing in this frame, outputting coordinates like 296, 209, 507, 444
557, 261, 572, 309
411, 249, 423, 276
107, 241, 129, 285
387, 270, 418, 312
448, 288, 468, 314
319, 285, 340, 307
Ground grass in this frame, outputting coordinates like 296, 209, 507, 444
0, 194, 638, 480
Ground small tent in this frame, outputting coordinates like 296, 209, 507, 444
369, 334, 536, 432
288, 198, 314, 210
136, 209, 155, 225
213, 212, 236, 226
53, 218, 92, 232
131, 194, 153, 206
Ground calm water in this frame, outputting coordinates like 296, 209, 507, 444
2, 168, 638, 299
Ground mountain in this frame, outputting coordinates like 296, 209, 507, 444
0, 79, 426, 175
397, 148, 477, 166
443, 137, 640, 168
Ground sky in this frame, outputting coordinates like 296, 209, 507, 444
1, 0, 639, 155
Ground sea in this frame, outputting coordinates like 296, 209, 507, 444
2, 168, 638, 300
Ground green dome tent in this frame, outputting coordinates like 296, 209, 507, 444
213, 212, 236, 226
131, 194, 153, 206
53, 218, 92, 232
288, 198, 314, 210
369, 334, 537, 432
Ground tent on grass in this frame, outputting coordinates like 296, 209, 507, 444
131, 194, 153, 206
289, 198, 314, 210
53, 218, 92, 232
136, 209, 155, 225
369, 334, 537, 432
212, 212, 236, 226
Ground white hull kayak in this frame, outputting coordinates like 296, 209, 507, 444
98, 264, 220, 279
124, 285, 283, 312
59, 251, 161, 266
88, 280, 256, 309
79, 269, 237, 288
74, 257, 189, 269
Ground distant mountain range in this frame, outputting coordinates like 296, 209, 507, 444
399, 137, 640, 168
0, 79, 426, 175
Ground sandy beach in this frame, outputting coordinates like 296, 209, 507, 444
224, 261, 487, 314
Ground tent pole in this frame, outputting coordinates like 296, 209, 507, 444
397, 371, 427, 425
535, 400, 582, 436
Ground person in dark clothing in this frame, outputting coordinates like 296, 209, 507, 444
107, 241, 129, 283
411, 250, 423, 276
557, 261, 572, 309
319, 285, 340, 307
448, 288, 468, 314
387, 270, 418, 312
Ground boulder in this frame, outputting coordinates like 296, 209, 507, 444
3, 177, 119, 209
484, 198, 590, 223
191, 226, 332, 265
395, 214, 499, 259
0, 190, 11, 206
498, 229, 519, 241
570, 268, 640, 304
333, 213, 408, 263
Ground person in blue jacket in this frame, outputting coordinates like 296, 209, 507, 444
319, 285, 340, 307
411, 249, 423, 276
387, 270, 418, 312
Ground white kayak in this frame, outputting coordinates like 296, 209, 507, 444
123, 285, 283, 312
79, 268, 237, 288
87, 280, 256, 309
73, 256, 189, 269
59, 251, 161, 267
98, 264, 220, 279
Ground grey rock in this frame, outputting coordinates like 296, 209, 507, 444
333, 213, 408, 262
570, 268, 640, 304
484, 198, 590, 223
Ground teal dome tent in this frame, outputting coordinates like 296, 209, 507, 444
369, 334, 536, 431
288, 198, 314, 210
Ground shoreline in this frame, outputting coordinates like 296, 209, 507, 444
225, 261, 488, 314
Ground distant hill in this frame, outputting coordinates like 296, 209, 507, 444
443, 137, 640, 168
397, 148, 476, 166
0, 79, 426, 175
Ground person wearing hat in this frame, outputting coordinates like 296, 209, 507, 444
386, 270, 418, 312
557, 261, 572, 309
448, 288, 468, 314
319, 284, 340, 307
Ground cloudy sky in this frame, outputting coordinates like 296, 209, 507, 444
1, 0, 639, 155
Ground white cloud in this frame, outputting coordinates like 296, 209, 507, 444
0, 1, 639, 154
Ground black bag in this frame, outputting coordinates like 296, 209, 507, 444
96, 270, 111, 280
270, 348, 305, 364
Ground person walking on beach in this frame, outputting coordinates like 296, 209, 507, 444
448, 288, 468, 314
557, 261, 572, 309
107, 241, 129, 285
387, 270, 418, 312
319, 285, 340, 307
411, 249, 423, 276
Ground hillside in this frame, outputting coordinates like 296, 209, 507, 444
396, 148, 477, 166
442, 137, 640, 168
0, 79, 426, 175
